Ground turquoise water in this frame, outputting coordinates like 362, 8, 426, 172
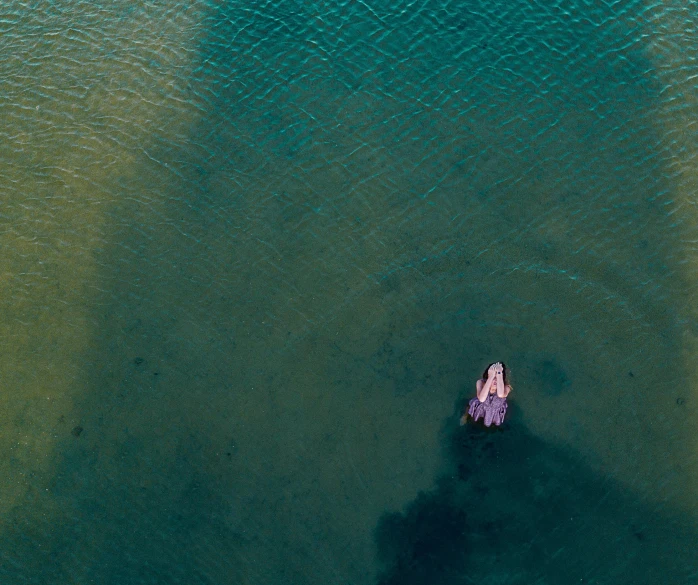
1, 0, 698, 583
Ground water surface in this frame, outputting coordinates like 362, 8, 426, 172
1, 0, 697, 583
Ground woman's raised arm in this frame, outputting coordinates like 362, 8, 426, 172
477, 377, 493, 402
495, 369, 510, 398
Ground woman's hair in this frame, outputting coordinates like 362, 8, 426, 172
482, 362, 509, 386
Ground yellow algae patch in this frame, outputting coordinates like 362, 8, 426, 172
635, 1, 698, 512
0, 0, 209, 560
0, 165, 104, 509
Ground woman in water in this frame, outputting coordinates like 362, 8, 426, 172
460, 362, 511, 427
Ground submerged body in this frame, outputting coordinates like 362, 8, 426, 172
467, 392, 508, 427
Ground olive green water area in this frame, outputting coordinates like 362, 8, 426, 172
1, 0, 698, 583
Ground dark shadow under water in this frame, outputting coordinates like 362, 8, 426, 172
375, 402, 698, 584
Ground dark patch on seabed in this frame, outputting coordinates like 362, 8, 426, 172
375, 404, 698, 585
532, 357, 571, 396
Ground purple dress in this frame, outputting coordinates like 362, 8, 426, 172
468, 392, 508, 426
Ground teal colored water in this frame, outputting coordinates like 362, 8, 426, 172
1, 0, 697, 583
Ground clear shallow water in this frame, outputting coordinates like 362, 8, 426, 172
1, 0, 697, 583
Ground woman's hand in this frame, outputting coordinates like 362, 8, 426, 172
487, 364, 497, 378
495, 362, 503, 375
